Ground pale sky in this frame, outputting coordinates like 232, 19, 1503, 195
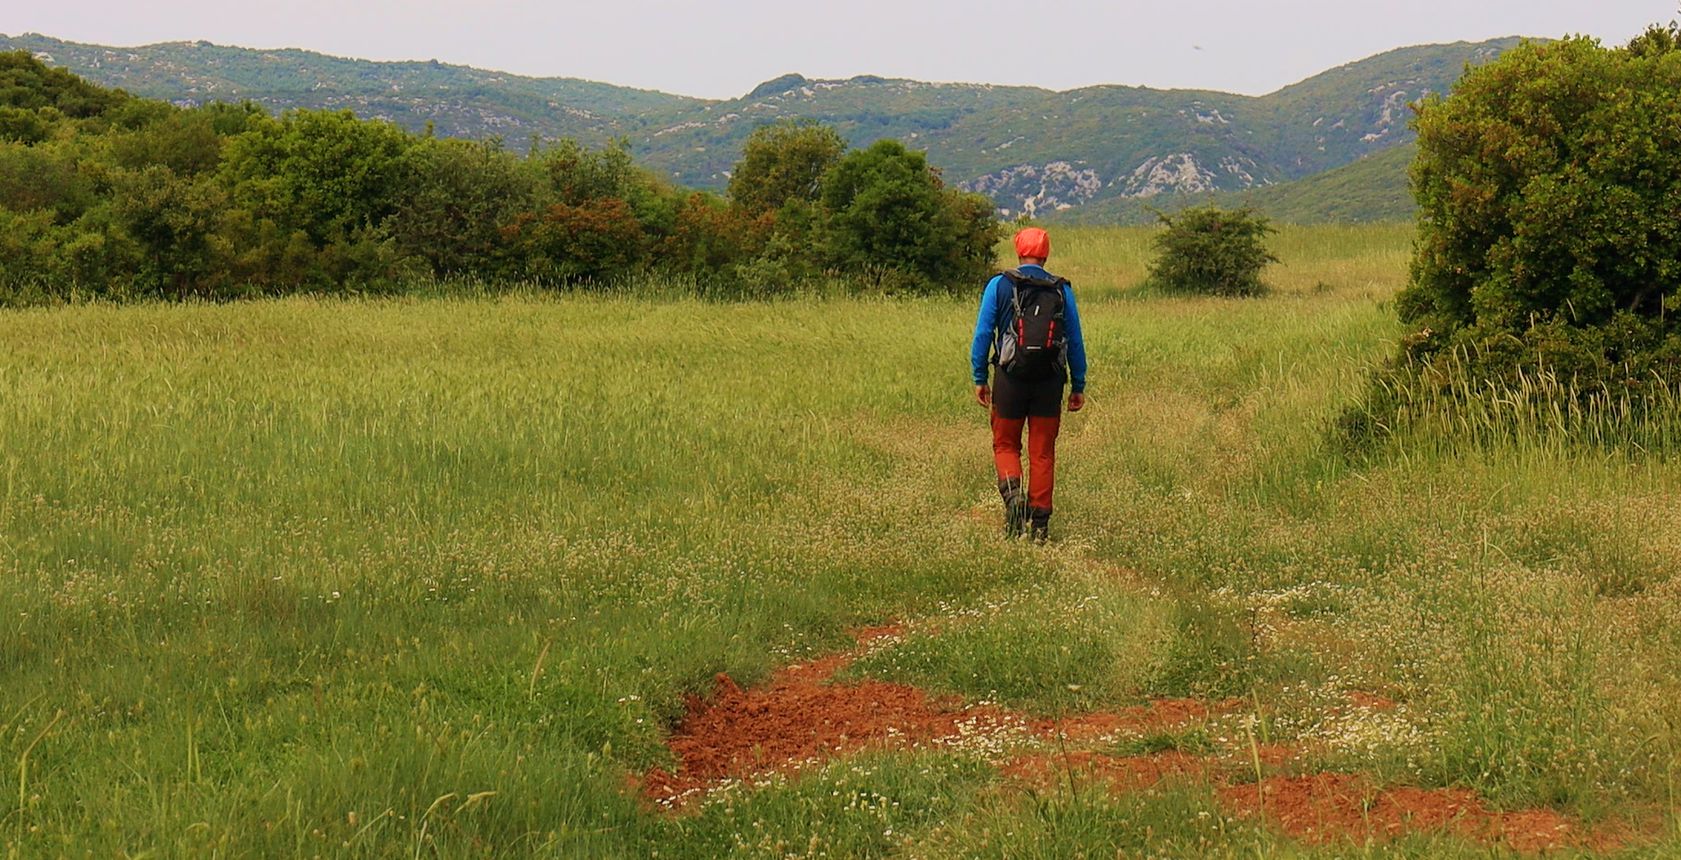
4, 1, 1673, 98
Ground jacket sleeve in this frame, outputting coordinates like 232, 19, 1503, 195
970, 276, 1003, 386
1063, 284, 1087, 394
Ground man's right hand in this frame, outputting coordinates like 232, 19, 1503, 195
975, 385, 991, 407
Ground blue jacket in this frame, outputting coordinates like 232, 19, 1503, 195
969, 265, 1087, 393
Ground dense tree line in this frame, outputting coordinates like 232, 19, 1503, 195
0, 53, 999, 303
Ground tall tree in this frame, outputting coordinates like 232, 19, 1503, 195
728, 121, 845, 215
220, 109, 411, 244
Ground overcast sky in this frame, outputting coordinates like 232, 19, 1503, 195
5, 1, 1675, 98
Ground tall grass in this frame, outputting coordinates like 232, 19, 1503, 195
1346, 348, 1681, 461
5, 222, 1680, 856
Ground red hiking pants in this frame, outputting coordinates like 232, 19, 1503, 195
992, 410, 1060, 510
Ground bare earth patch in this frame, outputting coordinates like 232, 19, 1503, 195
1221, 773, 1615, 854
640, 625, 1211, 807
639, 628, 1629, 854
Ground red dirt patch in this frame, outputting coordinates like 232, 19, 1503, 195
638, 631, 1624, 854
641, 671, 999, 805
1221, 773, 1614, 853
641, 624, 1013, 806
849, 623, 905, 645
640, 625, 1229, 807
1247, 742, 1299, 770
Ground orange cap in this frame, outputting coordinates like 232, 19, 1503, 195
1014, 227, 1050, 260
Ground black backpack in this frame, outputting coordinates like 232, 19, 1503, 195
996, 269, 1069, 379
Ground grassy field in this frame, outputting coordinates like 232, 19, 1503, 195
5, 223, 1681, 857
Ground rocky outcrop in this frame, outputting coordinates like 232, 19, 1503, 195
1116, 154, 1219, 198
960, 161, 1104, 217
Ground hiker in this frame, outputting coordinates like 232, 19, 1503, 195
969, 227, 1087, 542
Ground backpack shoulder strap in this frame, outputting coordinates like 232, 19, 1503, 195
993, 270, 1026, 320
1005, 268, 1064, 289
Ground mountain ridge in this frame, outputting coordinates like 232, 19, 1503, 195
2, 32, 1525, 217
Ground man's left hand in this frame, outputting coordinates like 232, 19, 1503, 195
1067, 392, 1086, 412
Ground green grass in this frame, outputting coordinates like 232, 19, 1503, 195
5, 222, 1680, 856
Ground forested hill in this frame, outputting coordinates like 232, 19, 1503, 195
0, 34, 704, 145
2, 32, 1522, 217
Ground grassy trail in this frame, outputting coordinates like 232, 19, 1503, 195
4, 224, 1680, 856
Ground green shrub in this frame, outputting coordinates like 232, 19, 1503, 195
1143, 205, 1276, 297
387, 137, 533, 277
819, 140, 1000, 294
727, 120, 844, 216
1343, 26, 1681, 451
219, 109, 412, 245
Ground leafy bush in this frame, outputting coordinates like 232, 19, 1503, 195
501, 199, 647, 284
388, 137, 533, 277
1400, 29, 1681, 343
1144, 205, 1276, 297
219, 109, 411, 244
727, 121, 844, 216
818, 140, 1000, 293
1342, 26, 1681, 450
660, 193, 773, 280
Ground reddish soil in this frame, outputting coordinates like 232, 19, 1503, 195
638, 627, 1624, 854
1248, 742, 1299, 770
1221, 773, 1615, 853
641, 625, 1016, 805
639, 625, 1225, 806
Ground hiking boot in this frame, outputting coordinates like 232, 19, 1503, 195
1029, 508, 1052, 544
998, 477, 1027, 539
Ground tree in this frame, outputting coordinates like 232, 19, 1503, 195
109, 108, 225, 176
0, 51, 126, 118
1394, 27, 1681, 385
0, 140, 93, 218
660, 192, 772, 277
1338, 25, 1681, 450
819, 139, 999, 292
501, 198, 646, 285
110, 165, 227, 298
0, 106, 50, 144
388, 137, 534, 276
728, 121, 845, 215
528, 138, 679, 243
220, 109, 411, 244
1145, 205, 1277, 297
935, 189, 1008, 289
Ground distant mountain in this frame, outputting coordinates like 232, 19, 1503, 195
0, 33, 702, 146
1058, 142, 1418, 225
636, 39, 1512, 218
2, 33, 1520, 218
